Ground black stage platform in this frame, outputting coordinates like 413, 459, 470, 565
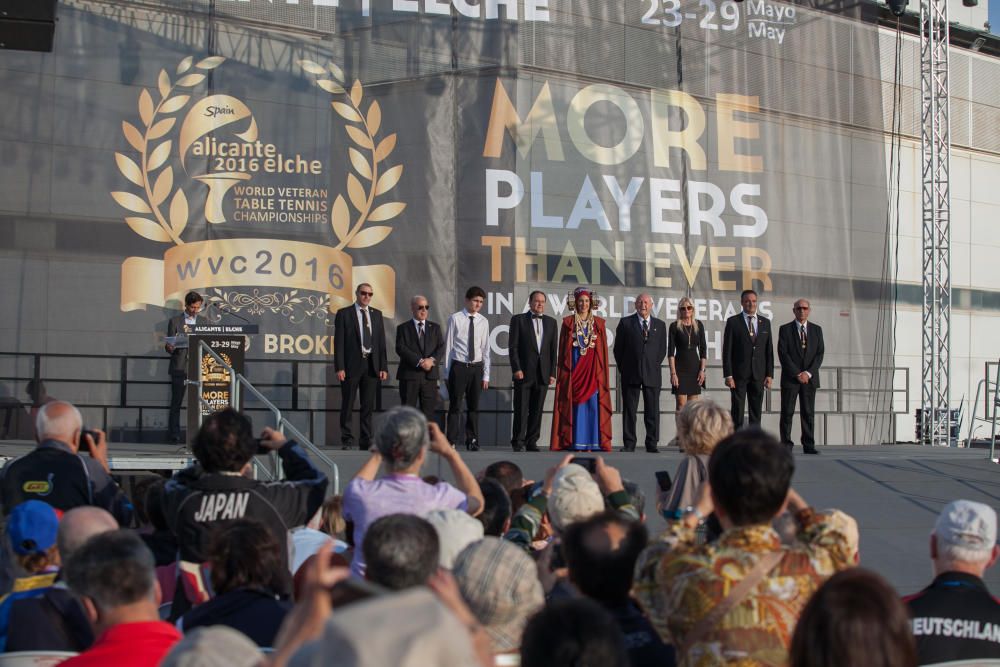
1, 441, 996, 595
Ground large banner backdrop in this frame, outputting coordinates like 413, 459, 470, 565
0, 0, 894, 440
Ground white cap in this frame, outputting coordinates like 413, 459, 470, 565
548, 464, 605, 532
934, 500, 997, 556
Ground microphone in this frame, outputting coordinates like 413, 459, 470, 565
206, 300, 252, 324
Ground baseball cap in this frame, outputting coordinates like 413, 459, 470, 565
548, 464, 605, 532
452, 536, 544, 652
934, 500, 997, 555
8, 500, 59, 556
425, 509, 484, 569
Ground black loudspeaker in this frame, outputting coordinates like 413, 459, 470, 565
887, 0, 908, 15
0, 0, 57, 52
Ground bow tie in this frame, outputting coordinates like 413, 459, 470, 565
531, 314, 544, 319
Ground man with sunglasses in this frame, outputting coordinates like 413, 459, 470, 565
395, 295, 445, 423
334, 283, 388, 450
777, 298, 824, 454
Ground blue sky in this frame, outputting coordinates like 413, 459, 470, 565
991, 0, 999, 33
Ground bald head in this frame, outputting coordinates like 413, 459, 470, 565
36, 401, 83, 448
57, 507, 119, 563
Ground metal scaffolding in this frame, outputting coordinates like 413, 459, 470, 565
919, 0, 952, 446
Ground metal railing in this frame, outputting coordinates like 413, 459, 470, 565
0, 350, 909, 446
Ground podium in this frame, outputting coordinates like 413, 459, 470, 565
185, 325, 258, 437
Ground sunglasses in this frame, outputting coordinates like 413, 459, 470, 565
794, 306, 809, 310
358, 291, 374, 297
415, 305, 430, 311
680, 306, 693, 311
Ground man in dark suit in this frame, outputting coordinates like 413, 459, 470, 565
722, 289, 774, 429
395, 295, 444, 423
778, 298, 824, 454
509, 290, 558, 452
613, 294, 668, 453
165, 291, 206, 444
334, 283, 388, 450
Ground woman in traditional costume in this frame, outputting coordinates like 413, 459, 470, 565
550, 287, 613, 451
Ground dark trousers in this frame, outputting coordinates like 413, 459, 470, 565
511, 378, 549, 449
400, 378, 439, 424
168, 371, 186, 440
340, 368, 378, 449
621, 384, 660, 451
730, 378, 765, 429
780, 382, 816, 449
447, 363, 483, 446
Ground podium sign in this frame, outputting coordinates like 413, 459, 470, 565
185, 326, 256, 436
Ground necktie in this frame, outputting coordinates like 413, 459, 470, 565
748, 316, 756, 341
467, 315, 475, 362
800, 325, 807, 348
362, 309, 372, 350
418, 322, 425, 351
641, 318, 649, 340
534, 316, 542, 351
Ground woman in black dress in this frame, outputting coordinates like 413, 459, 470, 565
668, 296, 708, 412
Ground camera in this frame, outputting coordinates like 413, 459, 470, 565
79, 428, 100, 453
570, 456, 597, 473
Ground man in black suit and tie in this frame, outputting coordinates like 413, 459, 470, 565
334, 283, 388, 450
778, 298, 824, 454
395, 295, 444, 423
165, 291, 206, 444
613, 294, 668, 453
509, 290, 558, 452
722, 289, 774, 429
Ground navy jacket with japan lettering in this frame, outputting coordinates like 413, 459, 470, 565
163, 440, 328, 569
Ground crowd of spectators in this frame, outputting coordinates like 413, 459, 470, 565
0, 398, 998, 666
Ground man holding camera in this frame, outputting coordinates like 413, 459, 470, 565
0, 401, 133, 525
163, 408, 328, 614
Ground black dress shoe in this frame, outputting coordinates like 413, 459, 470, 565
511, 444, 525, 452
784, 443, 794, 453
525, 444, 541, 452
341, 444, 352, 450
803, 448, 820, 455
645, 447, 660, 454
622, 446, 636, 452
466, 439, 480, 452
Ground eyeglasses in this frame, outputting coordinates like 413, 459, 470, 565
794, 306, 810, 310
358, 291, 374, 297
415, 305, 430, 311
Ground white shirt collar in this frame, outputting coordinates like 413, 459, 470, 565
413, 318, 426, 327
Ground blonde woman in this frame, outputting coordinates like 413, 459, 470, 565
660, 399, 733, 520
668, 297, 707, 412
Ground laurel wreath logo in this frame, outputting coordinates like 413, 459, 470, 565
113, 55, 405, 255
111, 55, 225, 245
201, 350, 233, 382
298, 59, 406, 250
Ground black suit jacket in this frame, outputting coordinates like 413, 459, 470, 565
395, 319, 445, 381
778, 321, 824, 388
722, 312, 774, 382
613, 314, 668, 387
508, 312, 558, 384
334, 305, 388, 377
166, 314, 207, 375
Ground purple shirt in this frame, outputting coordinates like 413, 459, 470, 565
343, 473, 468, 576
